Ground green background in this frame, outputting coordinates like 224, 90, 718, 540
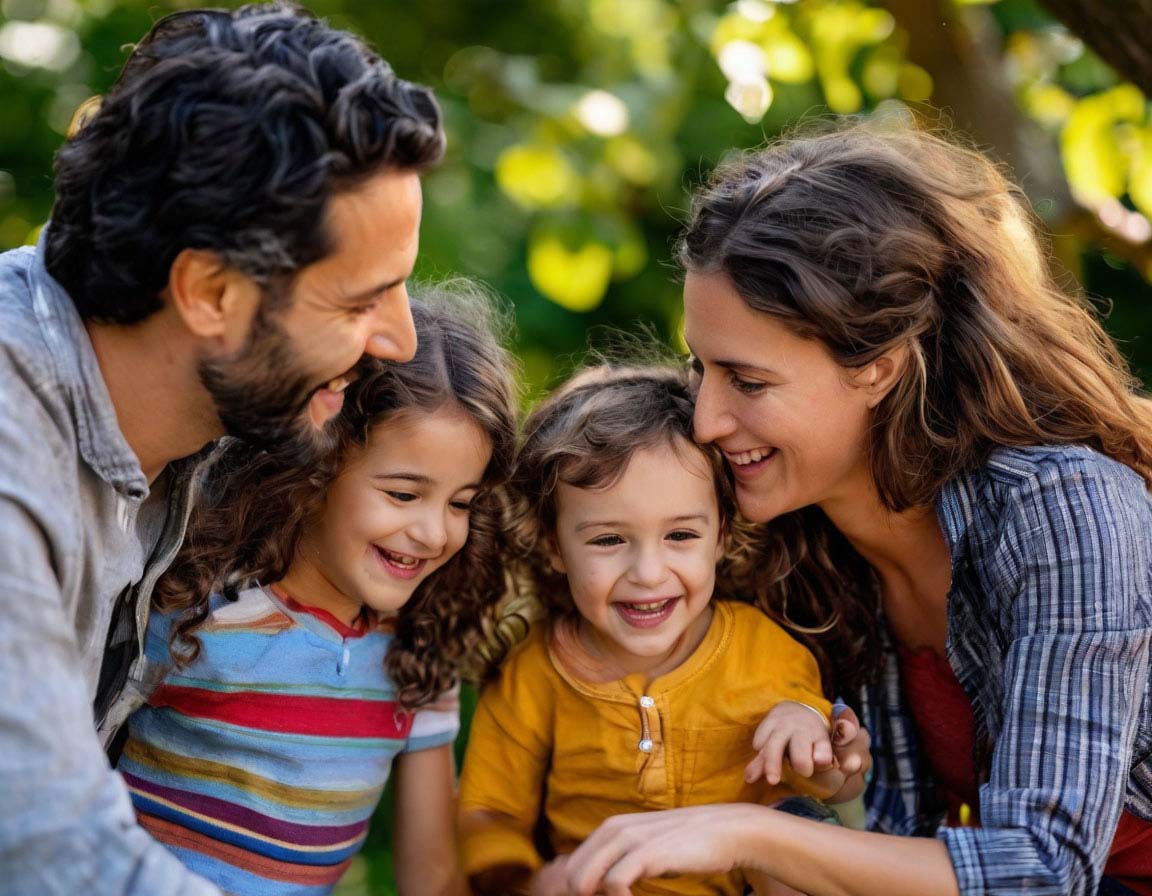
1, 0, 1150, 891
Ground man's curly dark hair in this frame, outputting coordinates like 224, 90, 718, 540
45, 2, 445, 324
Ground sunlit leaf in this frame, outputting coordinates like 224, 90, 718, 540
762, 32, 814, 83
527, 232, 614, 312
1128, 126, 1152, 219
897, 63, 932, 103
603, 135, 660, 186
1060, 84, 1146, 203
495, 144, 580, 209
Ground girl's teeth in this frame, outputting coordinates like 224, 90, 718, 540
626, 599, 670, 612
383, 549, 417, 567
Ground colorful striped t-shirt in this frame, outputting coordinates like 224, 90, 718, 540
118, 584, 459, 895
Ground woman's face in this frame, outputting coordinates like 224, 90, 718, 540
684, 270, 875, 524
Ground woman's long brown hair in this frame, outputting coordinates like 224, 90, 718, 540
154, 281, 521, 709
679, 119, 1152, 694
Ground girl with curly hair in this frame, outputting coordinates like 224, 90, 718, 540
115, 283, 518, 896
554, 122, 1152, 896
459, 363, 869, 896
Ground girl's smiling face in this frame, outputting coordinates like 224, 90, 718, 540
284, 405, 492, 623
684, 270, 878, 525
550, 438, 724, 678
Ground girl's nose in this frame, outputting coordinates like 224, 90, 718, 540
410, 508, 449, 554
627, 543, 669, 588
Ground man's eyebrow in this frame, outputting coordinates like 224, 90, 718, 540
340, 275, 407, 304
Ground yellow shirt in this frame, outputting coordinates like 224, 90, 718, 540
458, 600, 832, 895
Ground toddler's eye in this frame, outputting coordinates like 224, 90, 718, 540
589, 534, 624, 547
667, 530, 700, 542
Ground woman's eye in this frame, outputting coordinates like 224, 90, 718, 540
589, 535, 624, 547
689, 355, 704, 376
387, 491, 418, 502
667, 530, 700, 542
729, 372, 766, 395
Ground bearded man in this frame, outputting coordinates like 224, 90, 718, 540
0, 5, 443, 892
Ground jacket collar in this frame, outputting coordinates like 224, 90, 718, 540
29, 226, 149, 499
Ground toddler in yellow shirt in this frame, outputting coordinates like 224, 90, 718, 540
459, 364, 868, 896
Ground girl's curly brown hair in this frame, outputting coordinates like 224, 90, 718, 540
154, 280, 520, 709
510, 363, 749, 621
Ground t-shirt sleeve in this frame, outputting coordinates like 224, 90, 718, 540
403, 682, 462, 753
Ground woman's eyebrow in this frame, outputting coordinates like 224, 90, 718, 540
685, 341, 779, 376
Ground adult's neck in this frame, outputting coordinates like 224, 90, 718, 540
820, 482, 953, 650
86, 310, 222, 483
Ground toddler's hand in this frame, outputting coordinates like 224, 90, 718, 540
744, 701, 833, 785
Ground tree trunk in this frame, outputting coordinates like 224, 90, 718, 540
1036, 0, 1152, 96
876, 0, 1073, 217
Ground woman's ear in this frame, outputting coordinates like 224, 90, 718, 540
853, 342, 911, 408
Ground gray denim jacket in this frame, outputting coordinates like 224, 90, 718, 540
0, 230, 221, 894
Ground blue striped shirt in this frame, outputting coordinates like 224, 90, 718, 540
860, 445, 1152, 894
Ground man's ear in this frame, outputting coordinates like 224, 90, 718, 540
167, 248, 262, 349
853, 342, 911, 409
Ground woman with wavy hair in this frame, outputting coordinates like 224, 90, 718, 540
554, 122, 1152, 896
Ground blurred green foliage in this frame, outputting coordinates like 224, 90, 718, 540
2, 0, 1151, 891
3, 0, 1151, 394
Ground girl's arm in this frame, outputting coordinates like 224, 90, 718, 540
392, 744, 468, 896
557, 803, 960, 896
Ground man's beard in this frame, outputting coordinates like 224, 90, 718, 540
198, 308, 339, 467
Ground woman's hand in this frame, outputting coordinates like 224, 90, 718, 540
826, 704, 871, 803
546, 804, 769, 896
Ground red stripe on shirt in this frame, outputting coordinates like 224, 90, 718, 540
149, 685, 413, 739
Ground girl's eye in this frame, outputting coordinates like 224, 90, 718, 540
450, 500, 474, 512
589, 534, 624, 547
667, 530, 700, 542
729, 372, 766, 395
386, 491, 418, 502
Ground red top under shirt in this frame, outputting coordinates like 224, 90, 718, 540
897, 643, 1152, 895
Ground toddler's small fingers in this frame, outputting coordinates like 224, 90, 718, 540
811, 738, 834, 771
